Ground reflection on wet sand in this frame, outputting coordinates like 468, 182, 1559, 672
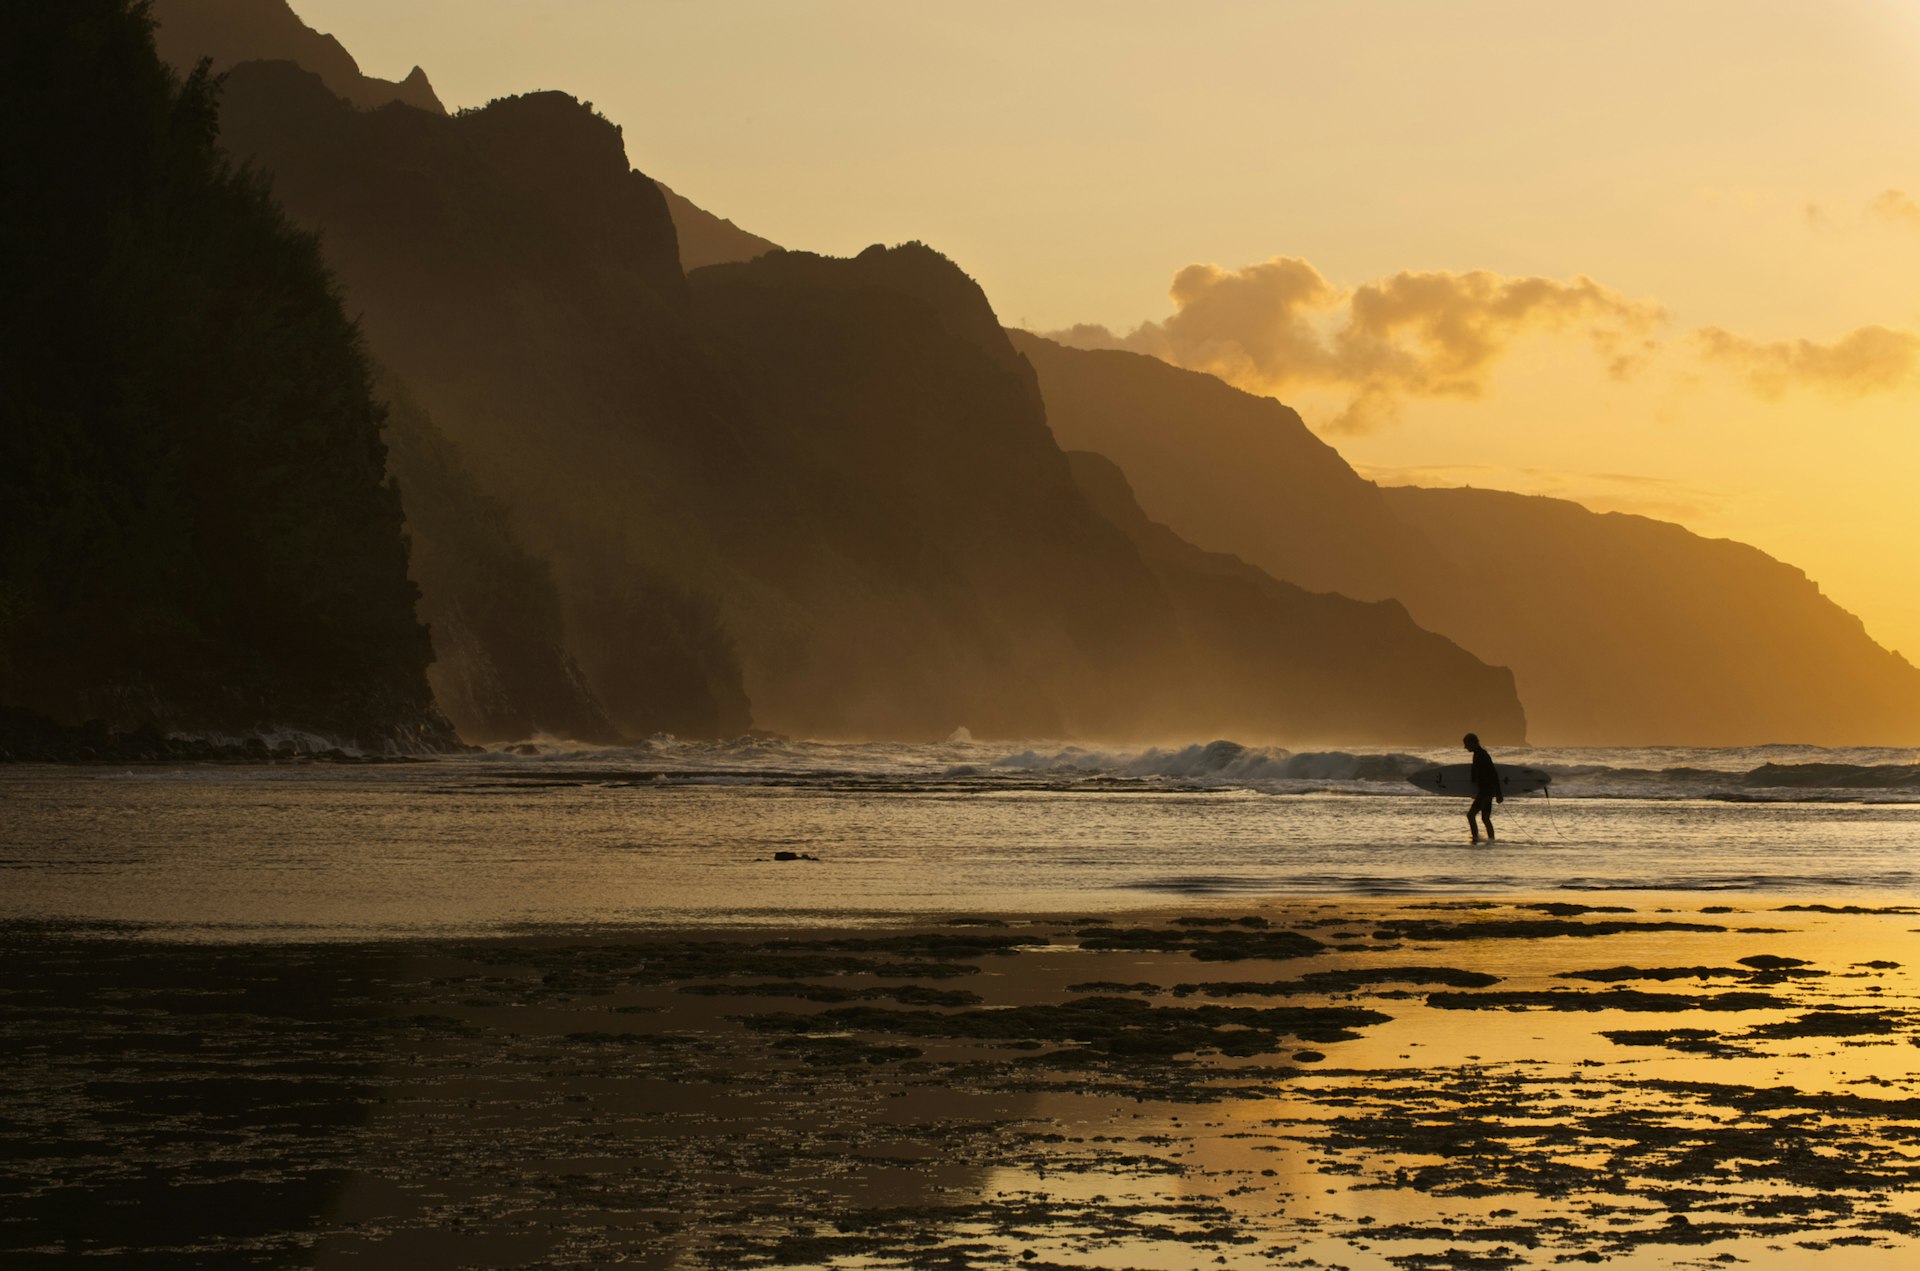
6, 901, 1920, 1267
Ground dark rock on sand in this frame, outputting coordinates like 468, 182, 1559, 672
1074, 925, 1325, 962
1175, 967, 1502, 998
1373, 918, 1727, 942
1427, 989, 1787, 1012
1743, 1010, 1904, 1039
739, 996, 1391, 1057
1602, 1028, 1748, 1056
1739, 953, 1813, 970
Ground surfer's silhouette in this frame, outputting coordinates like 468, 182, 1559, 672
1464, 732, 1502, 844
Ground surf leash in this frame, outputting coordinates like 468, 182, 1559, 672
1539, 783, 1572, 840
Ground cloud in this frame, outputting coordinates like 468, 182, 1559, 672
1806, 190, 1920, 233
1050, 252, 1919, 424
1045, 256, 1663, 432
1693, 324, 1920, 399
1869, 188, 1920, 229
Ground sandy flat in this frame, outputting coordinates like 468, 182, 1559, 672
6, 899, 1920, 1268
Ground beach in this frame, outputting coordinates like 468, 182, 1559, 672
6, 745, 1919, 1266
8, 897, 1920, 1268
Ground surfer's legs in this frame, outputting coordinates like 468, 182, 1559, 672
1467, 794, 1494, 843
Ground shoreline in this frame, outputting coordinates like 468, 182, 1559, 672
0, 707, 467, 764
9, 897, 1920, 1267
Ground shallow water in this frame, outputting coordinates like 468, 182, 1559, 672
8, 740, 1920, 1267
5, 739, 1917, 939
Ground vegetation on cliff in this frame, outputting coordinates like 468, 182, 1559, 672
0, 1, 443, 747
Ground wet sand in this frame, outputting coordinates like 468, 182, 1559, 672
7, 899, 1920, 1268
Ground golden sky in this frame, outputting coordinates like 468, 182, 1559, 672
296, 0, 1920, 663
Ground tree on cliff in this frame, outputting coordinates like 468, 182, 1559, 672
0, 1, 440, 744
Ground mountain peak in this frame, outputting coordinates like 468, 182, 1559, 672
150, 0, 445, 113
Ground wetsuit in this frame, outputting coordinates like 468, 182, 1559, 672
1468, 744, 1501, 840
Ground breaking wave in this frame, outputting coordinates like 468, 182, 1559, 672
991, 740, 1424, 784
456, 735, 1920, 804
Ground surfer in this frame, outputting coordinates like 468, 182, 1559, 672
1464, 732, 1502, 844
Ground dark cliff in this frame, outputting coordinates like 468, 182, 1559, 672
1066, 453, 1525, 744
1, 2, 446, 750
686, 244, 1524, 741
689, 245, 1185, 737
207, 57, 1525, 742
1013, 331, 1410, 603
1018, 331, 1920, 745
139, 0, 1528, 744
1380, 487, 1920, 745
378, 376, 616, 744
216, 61, 755, 739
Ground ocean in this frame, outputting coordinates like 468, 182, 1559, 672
6, 738, 1916, 939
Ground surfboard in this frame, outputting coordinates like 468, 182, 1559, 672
1407, 764, 1552, 797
